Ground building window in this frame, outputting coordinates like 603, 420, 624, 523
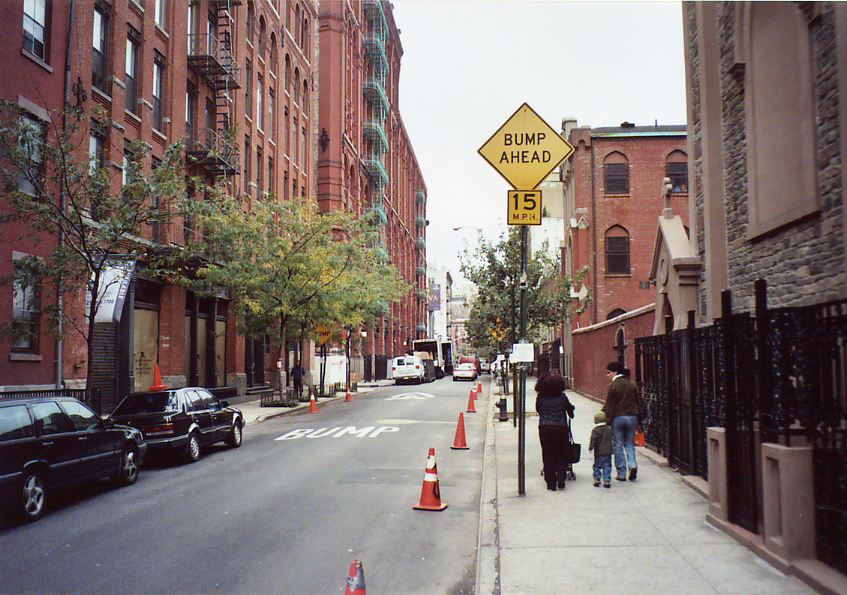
125, 26, 140, 114
185, 81, 197, 140
89, 123, 107, 219
23, 0, 47, 61
244, 59, 251, 115
268, 157, 273, 195
300, 126, 306, 171
258, 17, 265, 58
292, 116, 297, 164
17, 116, 44, 196
256, 146, 263, 195
605, 228, 630, 274
243, 136, 251, 189
12, 261, 39, 353
267, 87, 274, 136
666, 151, 688, 192
256, 75, 263, 130
293, 69, 299, 104
92, 3, 109, 92
152, 52, 165, 131
604, 152, 629, 194
150, 156, 162, 241
283, 171, 288, 200
154, 0, 166, 30
246, 2, 254, 43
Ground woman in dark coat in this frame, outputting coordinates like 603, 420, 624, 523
535, 370, 575, 491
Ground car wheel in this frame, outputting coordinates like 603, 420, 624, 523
20, 470, 46, 522
114, 444, 139, 486
227, 420, 243, 448
186, 431, 202, 462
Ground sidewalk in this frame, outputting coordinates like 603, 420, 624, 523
476, 382, 821, 595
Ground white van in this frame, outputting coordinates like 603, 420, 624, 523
392, 355, 426, 385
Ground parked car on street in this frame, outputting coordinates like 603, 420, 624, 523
453, 362, 478, 381
479, 357, 491, 374
458, 355, 481, 375
392, 355, 433, 385
110, 387, 243, 463
0, 396, 146, 522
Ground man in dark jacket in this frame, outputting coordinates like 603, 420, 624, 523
602, 361, 641, 481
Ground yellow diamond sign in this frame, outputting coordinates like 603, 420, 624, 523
313, 324, 332, 345
478, 103, 575, 190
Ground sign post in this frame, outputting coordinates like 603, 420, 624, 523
478, 103, 574, 496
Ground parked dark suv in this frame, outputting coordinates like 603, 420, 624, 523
0, 396, 146, 522
110, 387, 243, 463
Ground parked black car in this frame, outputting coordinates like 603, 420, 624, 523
110, 387, 243, 463
0, 396, 146, 522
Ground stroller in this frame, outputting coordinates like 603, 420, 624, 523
541, 413, 578, 482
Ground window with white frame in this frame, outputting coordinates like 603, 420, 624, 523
17, 115, 44, 196
126, 26, 140, 114
23, 0, 47, 61
11, 259, 39, 353
152, 52, 165, 131
92, 2, 109, 92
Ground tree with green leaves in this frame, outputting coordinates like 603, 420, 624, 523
0, 99, 188, 391
179, 191, 408, 366
459, 227, 590, 357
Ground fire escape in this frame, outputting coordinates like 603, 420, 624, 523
415, 189, 427, 336
186, 0, 241, 178
362, 0, 389, 261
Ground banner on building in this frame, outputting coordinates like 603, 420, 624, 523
428, 283, 441, 312
86, 257, 136, 323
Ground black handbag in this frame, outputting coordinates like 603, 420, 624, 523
565, 421, 581, 464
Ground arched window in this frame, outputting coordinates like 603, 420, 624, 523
608, 308, 627, 321
246, 2, 254, 43
285, 55, 291, 93
258, 17, 265, 58
604, 151, 629, 194
302, 81, 308, 112
269, 32, 277, 72
744, 2, 818, 237
301, 16, 308, 49
605, 225, 630, 274
293, 68, 299, 104
294, 5, 300, 46
665, 150, 688, 192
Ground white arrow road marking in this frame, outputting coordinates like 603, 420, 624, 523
385, 392, 436, 400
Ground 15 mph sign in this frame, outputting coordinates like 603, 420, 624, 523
478, 103, 575, 191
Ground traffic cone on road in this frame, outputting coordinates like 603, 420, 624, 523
345, 386, 353, 402
344, 559, 367, 595
451, 412, 469, 450
466, 389, 477, 413
413, 447, 448, 511
477, 380, 482, 394
149, 363, 167, 390
309, 391, 318, 413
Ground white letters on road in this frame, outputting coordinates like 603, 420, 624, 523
275, 426, 400, 440
385, 392, 435, 400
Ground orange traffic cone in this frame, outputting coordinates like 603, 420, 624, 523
477, 380, 482, 394
309, 391, 318, 413
149, 363, 167, 390
345, 386, 353, 402
451, 412, 469, 450
344, 559, 366, 595
413, 447, 448, 511
466, 389, 477, 413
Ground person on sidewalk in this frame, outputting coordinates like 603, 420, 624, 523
589, 410, 614, 488
290, 360, 306, 399
535, 369, 575, 491
602, 361, 641, 482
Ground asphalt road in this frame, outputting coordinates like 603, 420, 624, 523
0, 377, 488, 595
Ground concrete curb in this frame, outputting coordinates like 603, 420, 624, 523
475, 384, 500, 595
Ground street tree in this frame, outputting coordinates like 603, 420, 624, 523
0, 100, 188, 391
459, 227, 590, 356
180, 192, 408, 366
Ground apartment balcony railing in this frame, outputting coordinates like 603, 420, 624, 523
187, 32, 240, 90
363, 0, 388, 39
185, 127, 239, 177
363, 118, 388, 154
416, 322, 427, 331
363, 156, 389, 188
415, 264, 426, 277
415, 237, 426, 251
365, 201, 388, 227
364, 35, 389, 78
415, 290, 426, 302
415, 189, 426, 205
363, 77, 389, 118
415, 215, 426, 228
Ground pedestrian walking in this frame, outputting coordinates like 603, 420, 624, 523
602, 361, 641, 481
290, 359, 306, 399
589, 410, 613, 488
535, 369, 575, 491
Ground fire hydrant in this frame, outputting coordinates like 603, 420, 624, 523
497, 398, 509, 422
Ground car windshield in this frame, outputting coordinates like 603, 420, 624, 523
113, 391, 180, 415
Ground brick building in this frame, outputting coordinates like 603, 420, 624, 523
564, 123, 688, 327
317, 0, 427, 363
0, 0, 425, 402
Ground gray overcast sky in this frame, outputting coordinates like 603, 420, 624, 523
390, 0, 688, 282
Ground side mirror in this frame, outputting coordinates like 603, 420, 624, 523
220, 400, 229, 408
102, 418, 115, 429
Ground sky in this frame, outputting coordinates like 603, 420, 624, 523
390, 0, 688, 283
